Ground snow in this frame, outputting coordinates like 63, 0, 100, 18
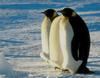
0, 0, 100, 78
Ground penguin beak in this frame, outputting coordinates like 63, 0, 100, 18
57, 10, 62, 13
41, 12, 45, 14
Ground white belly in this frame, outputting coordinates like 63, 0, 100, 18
40, 17, 51, 62
49, 16, 63, 68
59, 17, 82, 74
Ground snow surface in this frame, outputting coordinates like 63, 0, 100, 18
0, 0, 100, 78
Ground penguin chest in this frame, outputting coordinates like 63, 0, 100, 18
41, 17, 51, 53
60, 19, 74, 46
49, 16, 63, 65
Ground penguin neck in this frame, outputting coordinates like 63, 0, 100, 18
49, 14, 59, 22
44, 16, 51, 22
42, 16, 51, 30
61, 15, 69, 24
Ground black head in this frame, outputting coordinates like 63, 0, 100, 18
42, 9, 57, 18
58, 8, 75, 18
42, 9, 55, 17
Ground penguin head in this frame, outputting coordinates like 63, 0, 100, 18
58, 8, 76, 18
42, 9, 58, 21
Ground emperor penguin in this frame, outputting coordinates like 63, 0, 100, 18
49, 14, 81, 73
40, 9, 58, 63
59, 8, 92, 74
58, 14, 82, 74
49, 15, 63, 69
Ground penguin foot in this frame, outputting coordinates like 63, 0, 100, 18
76, 67, 94, 74
55, 67, 70, 73
55, 67, 62, 71
62, 69, 69, 73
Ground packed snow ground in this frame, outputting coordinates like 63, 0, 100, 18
0, 0, 100, 78
2, 31, 99, 78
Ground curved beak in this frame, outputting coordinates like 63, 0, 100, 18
41, 12, 45, 14
57, 10, 62, 13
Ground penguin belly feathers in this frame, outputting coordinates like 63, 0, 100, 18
59, 16, 82, 74
49, 16, 63, 68
40, 17, 51, 62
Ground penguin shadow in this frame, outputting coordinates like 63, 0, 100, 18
87, 56, 100, 75
94, 70, 100, 76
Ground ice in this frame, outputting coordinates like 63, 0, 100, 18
0, 0, 100, 78
0, 49, 13, 78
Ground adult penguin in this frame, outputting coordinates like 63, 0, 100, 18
58, 8, 93, 74
49, 15, 80, 73
40, 9, 58, 63
49, 15, 63, 69
58, 15, 82, 74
